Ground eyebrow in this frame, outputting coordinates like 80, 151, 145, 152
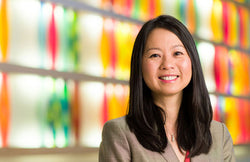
145, 44, 185, 53
172, 44, 185, 49
144, 47, 161, 53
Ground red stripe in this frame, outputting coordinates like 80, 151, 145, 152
48, 5, 57, 70
184, 150, 190, 162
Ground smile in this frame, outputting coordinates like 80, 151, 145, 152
159, 75, 179, 81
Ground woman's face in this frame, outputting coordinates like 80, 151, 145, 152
142, 28, 192, 99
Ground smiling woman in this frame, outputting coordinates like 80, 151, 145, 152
142, 28, 192, 99
141, 27, 193, 162
99, 15, 235, 162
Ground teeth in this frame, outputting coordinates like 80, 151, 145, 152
160, 76, 178, 80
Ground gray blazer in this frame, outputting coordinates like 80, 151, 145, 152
99, 116, 235, 162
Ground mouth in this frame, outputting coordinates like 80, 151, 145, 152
159, 75, 179, 81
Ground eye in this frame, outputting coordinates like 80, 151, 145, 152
174, 51, 183, 56
149, 54, 160, 58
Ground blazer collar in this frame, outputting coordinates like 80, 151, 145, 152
160, 142, 180, 162
160, 142, 210, 162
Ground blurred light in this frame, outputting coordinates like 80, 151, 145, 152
0, 73, 2, 88
43, 2, 52, 18
68, 9, 75, 22
195, 0, 213, 14
8, 74, 44, 148
211, 0, 223, 42
44, 77, 55, 94
213, 0, 222, 15
55, 130, 66, 148
195, 0, 213, 39
9, 0, 42, 68
80, 82, 104, 147
197, 42, 216, 92
82, 14, 103, 32
44, 131, 54, 148
162, 0, 180, 19
55, 78, 65, 93
209, 94, 217, 112
83, 128, 102, 147
78, 14, 103, 76
114, 84, 124, 97
119, 22, 130, 35
54, 5, 64, 19
106, 83, 114, 96
14, 74, 44, 99
80, 0, 101, 7
84, 82, 105, 100
104, 18, 113, 31
0, 138, 1, 148
10, 128, 42, 148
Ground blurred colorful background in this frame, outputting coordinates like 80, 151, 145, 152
0, 0, 249, 161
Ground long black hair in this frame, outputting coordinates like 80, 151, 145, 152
126, 15, 213, 157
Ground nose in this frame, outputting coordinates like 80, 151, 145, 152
160, 56, 174, 70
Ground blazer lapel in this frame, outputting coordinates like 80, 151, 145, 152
191, 153, 210, 162
160, 143, 180, 162
160, 142, 210, 162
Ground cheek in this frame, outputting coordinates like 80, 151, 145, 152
142, 61, 157, 82
142, 61, 150, 75
183, 60, 192, 79
142, 61, 147, 78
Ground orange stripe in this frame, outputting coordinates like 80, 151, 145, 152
186, 0, 196, 34
0, 73, 10, 147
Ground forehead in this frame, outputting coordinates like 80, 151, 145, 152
146, 28, 183, 45
145, 28, 185, 50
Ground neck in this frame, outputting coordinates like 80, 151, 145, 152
152, 92, 182, 134
153, 93, 182, 121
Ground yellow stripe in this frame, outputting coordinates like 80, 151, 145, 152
0, 0, 9, 62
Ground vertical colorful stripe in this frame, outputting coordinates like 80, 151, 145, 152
222, 1, 229, 45
227, 2, 239, 47
214, 97, 250, 144
0, 0, 9, 147
67, 11, 79, 71
0, 0, 8, 62
71, 81, 80, 143
61, 82, 70, 146
48, 5, 58, 70
131, 0, 140, 19
238, 6, 249, 49
179, 0, 187, 24
186, 0, 196, 34
211, 0, 223, 43
38, 2, 47, 68
214, 46, 230, 94
110, 20, 117, 78
107, 84, 128, 120
0, 73, 10, 147
228, 50, 250, 96
125, 0, 133, 16
100, 19, 111, 77
102, 84, 108, 125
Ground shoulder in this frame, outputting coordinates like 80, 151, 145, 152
210, 120, 223, 132
210, 120, 231, 139
101, 116, 130, 139
102, 116, 128, 131
99, 116, 131, 161
104, 116, 127, 126
210, 120, 230, 143
208, 120, 235, 161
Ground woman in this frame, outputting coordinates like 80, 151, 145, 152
99, 15, 235, 162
